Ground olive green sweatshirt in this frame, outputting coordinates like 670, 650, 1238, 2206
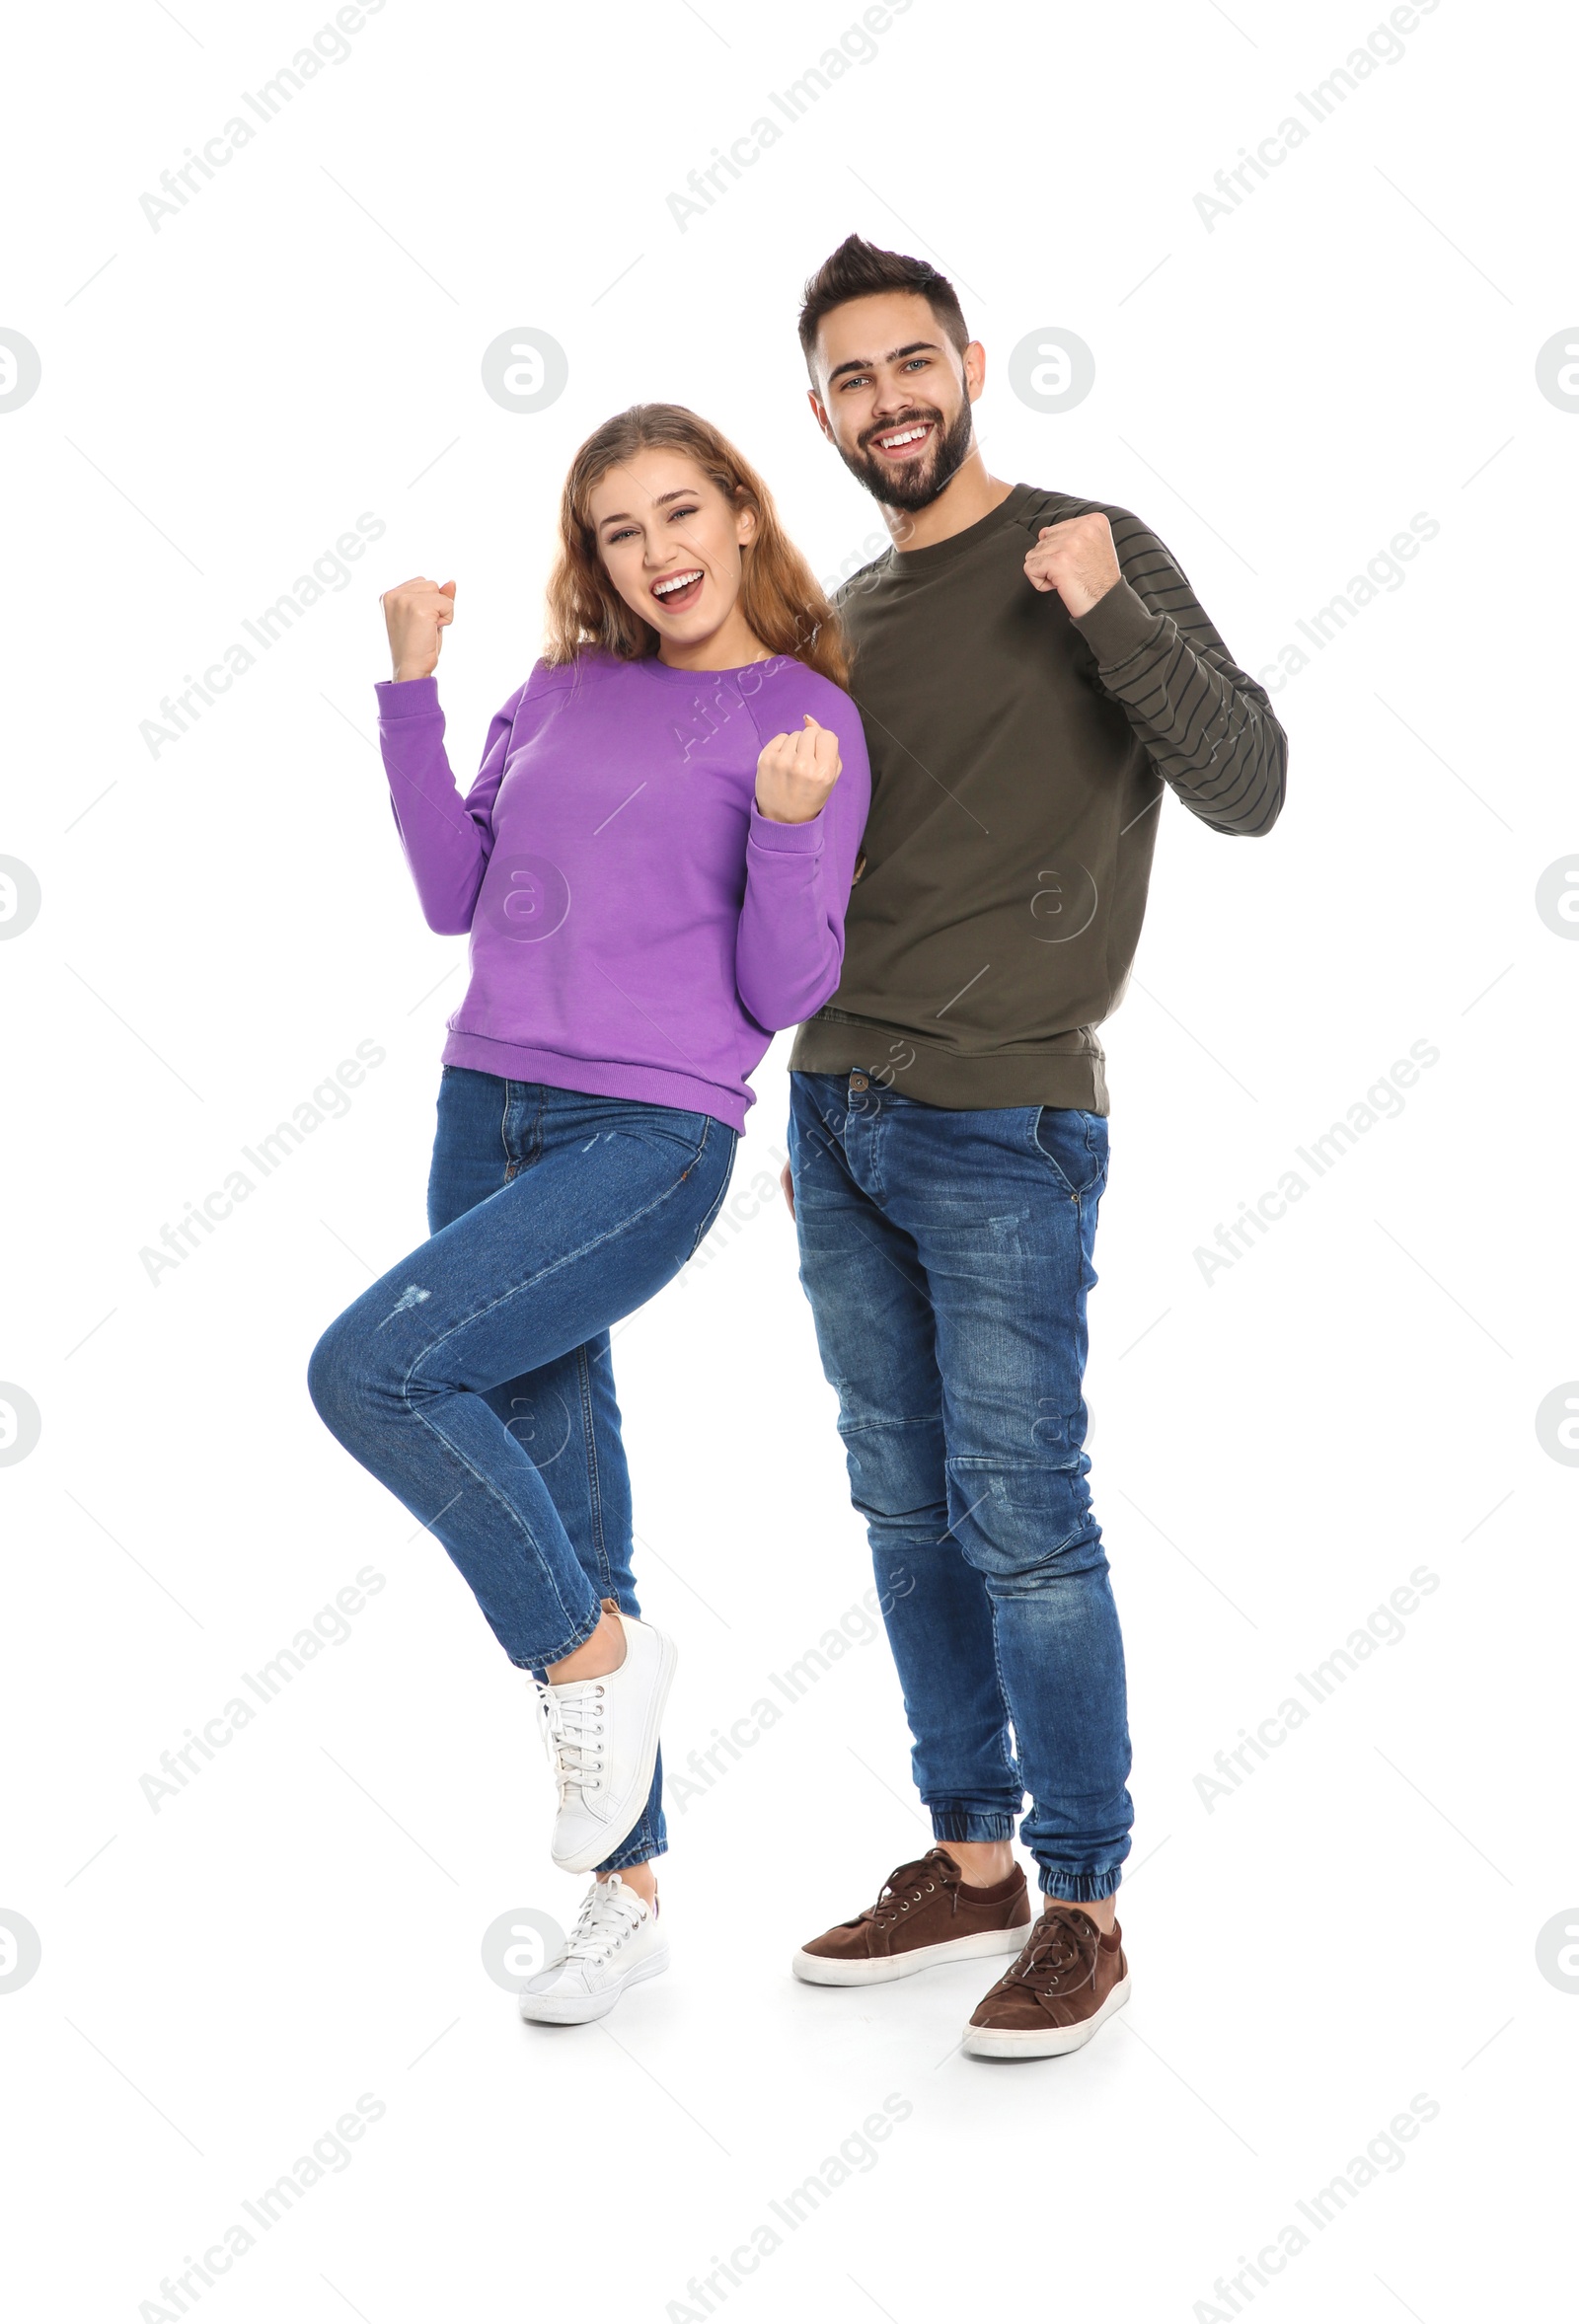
788, 482, 1287, 1111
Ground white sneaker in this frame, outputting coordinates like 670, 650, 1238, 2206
531, 1608, 677, 1874
517, 1876, 669, 2024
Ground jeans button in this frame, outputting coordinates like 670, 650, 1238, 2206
850, 1074, 868, 1091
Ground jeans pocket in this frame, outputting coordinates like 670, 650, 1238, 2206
1032, 1106, 1109, 1200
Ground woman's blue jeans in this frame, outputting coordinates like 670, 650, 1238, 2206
788, 1071, 1133, 1902
308, 1067, 736, 1867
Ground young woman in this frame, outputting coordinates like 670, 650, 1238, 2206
308, 405, 868, 2025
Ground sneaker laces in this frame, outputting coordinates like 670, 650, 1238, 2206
562, 1877, 646, 1966
866, 1848, 962, 1930
1008, 1907, 1101, 1995
531, 1677, 607, 1809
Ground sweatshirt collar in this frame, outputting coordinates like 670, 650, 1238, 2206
883, 482, 1038, 576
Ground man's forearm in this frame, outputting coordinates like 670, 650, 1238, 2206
1072, 519, 1287, 837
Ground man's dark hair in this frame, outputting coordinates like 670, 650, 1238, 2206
796, 234, 970, 378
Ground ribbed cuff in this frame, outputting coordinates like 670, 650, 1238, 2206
1071, 575, 1164, 670
374, 675, 443, 718
932, 1810, 1018, 1842
1041, 1869, 1123, 1903
748, 799, 825, 853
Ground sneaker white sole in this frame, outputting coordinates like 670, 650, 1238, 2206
791, 1919, 1032, 1987
551, 1626, 679, 1876
517, 1941, 671, 2026
961, 1970, 1132, 2058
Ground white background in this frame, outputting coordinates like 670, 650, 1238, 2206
2, 1, 1574, 2317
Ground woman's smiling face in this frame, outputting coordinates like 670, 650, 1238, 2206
588, 449, 760, 666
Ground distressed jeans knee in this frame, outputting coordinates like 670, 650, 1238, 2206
309, 1292, 481, 1463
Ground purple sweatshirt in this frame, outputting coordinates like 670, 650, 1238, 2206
375, 650, 870, 1132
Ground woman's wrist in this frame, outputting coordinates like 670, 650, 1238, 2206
754, 802, 819, 825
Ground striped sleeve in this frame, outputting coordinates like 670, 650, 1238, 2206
1065, 504, 1287, 837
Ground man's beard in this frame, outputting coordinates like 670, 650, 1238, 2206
838, 397, 977, 513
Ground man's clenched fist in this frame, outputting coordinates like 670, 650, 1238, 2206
382, 576, 456, 682
1023, 513, 1122, 619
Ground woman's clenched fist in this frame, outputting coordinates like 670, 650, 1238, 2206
754, 713, 842, 826
381, 576, 456, 682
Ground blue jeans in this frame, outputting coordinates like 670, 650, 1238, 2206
308, 1068, 736, 1869
788, 1072, 1133, 1901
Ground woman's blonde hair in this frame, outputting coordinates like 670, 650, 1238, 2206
544, 403, 848, 687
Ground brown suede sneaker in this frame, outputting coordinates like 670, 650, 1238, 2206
792, 1847, 1032, 1987
962, 1904, 1131, 2058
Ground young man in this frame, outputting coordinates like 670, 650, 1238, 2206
784, 236, 1286, 2059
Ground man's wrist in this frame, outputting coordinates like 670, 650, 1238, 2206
1061, 567, 1121, 620
1070, 573, 1159, 666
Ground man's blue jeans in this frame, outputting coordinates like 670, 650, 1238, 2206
789, 1072, 1133, 1901
308, 1068, 736, 1868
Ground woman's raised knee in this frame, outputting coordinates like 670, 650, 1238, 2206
307, 1307, 378, 1443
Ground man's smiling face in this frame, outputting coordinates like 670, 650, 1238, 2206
807, 289, 983, 513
